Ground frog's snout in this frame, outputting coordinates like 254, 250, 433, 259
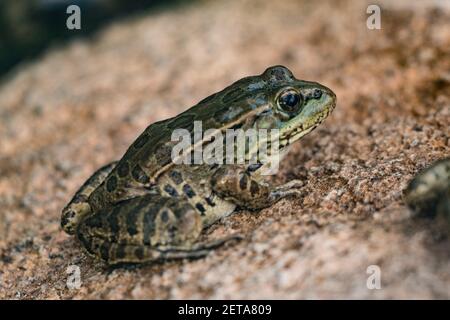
318, 84, 337, 113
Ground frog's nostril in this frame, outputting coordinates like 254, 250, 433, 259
313, 89, 322, 99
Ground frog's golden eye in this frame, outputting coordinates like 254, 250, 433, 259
277, 89, 303, 115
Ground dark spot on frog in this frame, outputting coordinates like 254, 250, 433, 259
143, 205, 159, 245
100, 242, 110, 261
160, 210, 169, 223
164, 184, 178, 197
168, 225, 178, 238
247, 162, 263, 172
183, 184, 196, 198
115, 244, 126, 259
85, 215, 103, 229
108, 207, 121, 234
135, 247, 144, 260
169, 170, 183, 185
106, 175, 118, 192
61, 215, 71, 230
65, 210, 76, 219
195, 203, 206, 215
205, 195, 215, 207
250, 181, 259, 195
239, 174, 248, 190
117, 162, 129, 177
154, 145, 172, 166
132, 165, 150, 184
304, 89, 322, 103
126, 209, 140, 236
313, 89, 322, 99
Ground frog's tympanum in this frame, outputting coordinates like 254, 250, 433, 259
61, 66, 337, 265
404, 158, 450, 223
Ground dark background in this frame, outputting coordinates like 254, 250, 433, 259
0, 0, 187, 77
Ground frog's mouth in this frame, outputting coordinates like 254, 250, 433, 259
280, 125, 316, 147
279, 99, 336, 148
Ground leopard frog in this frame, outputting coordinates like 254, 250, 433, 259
61, 66, 337, 265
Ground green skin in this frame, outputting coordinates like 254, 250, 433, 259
61, 66, 337, 265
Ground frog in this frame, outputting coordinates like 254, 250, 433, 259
403, 158, 450, 223
61, 65, 337, 265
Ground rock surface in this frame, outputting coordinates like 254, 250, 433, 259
0, 0, 449, 299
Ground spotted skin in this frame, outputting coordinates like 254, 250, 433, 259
61, 162, 117, 235
61, 66, 337, 265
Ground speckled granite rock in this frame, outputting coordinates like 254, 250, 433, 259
0, 0, 449, 299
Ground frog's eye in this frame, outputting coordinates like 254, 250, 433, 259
277, 89, 303, 115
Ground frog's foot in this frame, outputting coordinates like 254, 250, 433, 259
80, 239, 217, 265
105, 234, 243, 265
211, 166, 304, 210
156, 233, 243, 252
61, 161, 117, 234
268, 179, 305, 202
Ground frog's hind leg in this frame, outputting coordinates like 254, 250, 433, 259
81, 240, 219, 266
155, 233, 243, 253
75, 194, 241, 265
61, 161, 117, 234
98, 234, 242, 265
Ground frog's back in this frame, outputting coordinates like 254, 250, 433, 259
88, 71, 276, 210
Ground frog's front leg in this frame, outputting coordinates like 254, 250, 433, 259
76, 194, 240, 265
211, 165, 303, 210
61, 161, 117, 234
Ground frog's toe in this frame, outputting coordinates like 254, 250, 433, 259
61, 201, 91, 235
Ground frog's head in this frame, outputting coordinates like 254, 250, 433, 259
186, 65, 336, 165
251, 65, 336, 150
